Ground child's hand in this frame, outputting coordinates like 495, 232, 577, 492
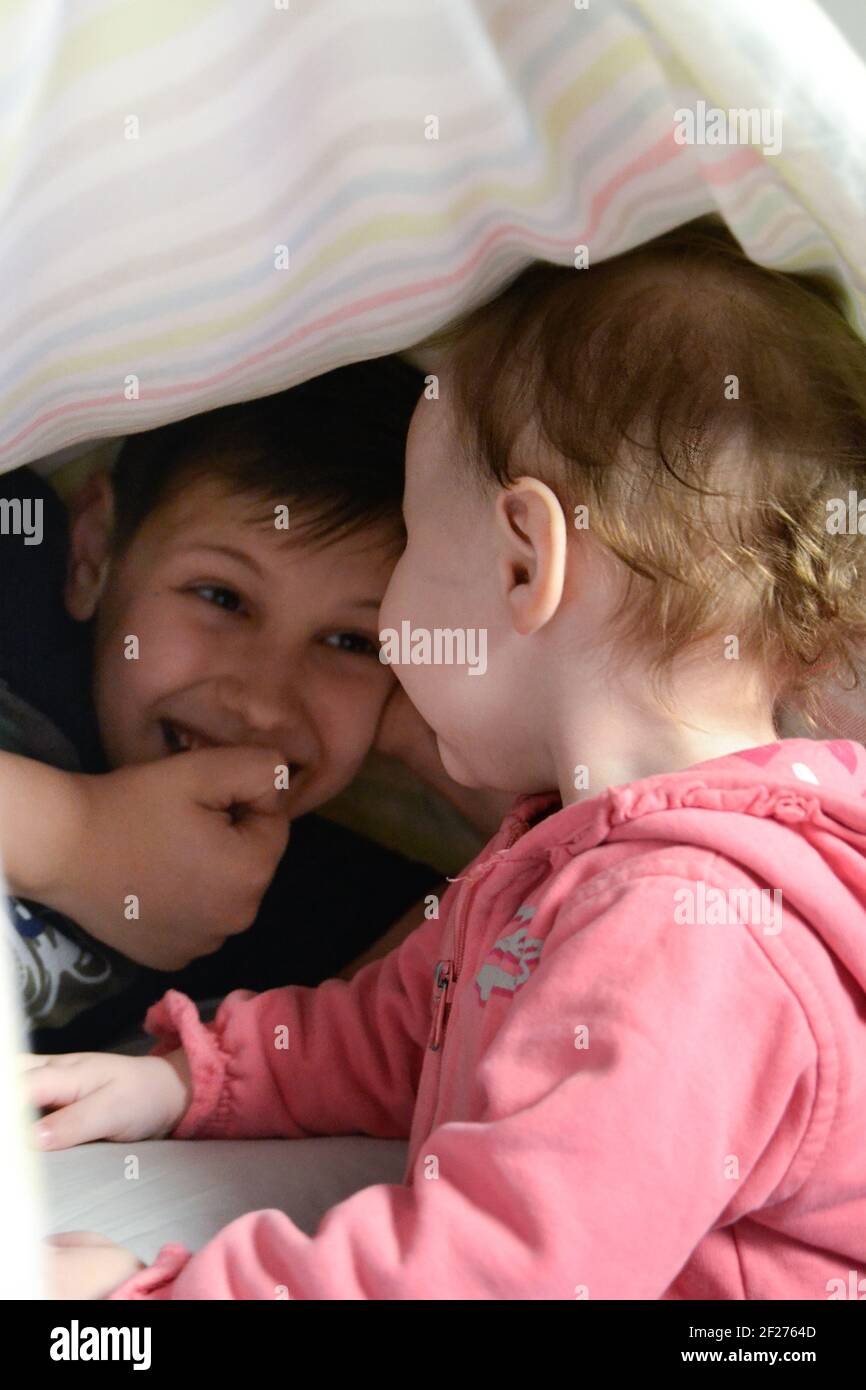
21, 1047, 193, 1149
49, 746, 290, 970
44, 1232, 144, 1299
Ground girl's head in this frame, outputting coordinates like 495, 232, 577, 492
64, 356, 422, 816
381, 216, 866, 794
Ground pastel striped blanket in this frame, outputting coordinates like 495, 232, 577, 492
0, 0, 863, 474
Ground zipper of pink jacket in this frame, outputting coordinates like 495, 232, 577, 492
429, 877, 477, 1051
429, 824, 524, 1052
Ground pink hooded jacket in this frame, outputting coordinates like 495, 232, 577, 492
109, 738, 866, 1300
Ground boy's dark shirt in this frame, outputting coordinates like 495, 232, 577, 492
0, 466, 439, 1052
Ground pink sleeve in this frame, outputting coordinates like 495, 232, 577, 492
108, 870, 824, 1300
143, 906, 447, 1141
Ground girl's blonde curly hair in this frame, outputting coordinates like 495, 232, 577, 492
421, 216, 866, 731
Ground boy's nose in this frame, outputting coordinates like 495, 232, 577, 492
215, 667, 306, 750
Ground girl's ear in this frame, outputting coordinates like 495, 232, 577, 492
494, 476, 567, 635
64, 470, 115, 622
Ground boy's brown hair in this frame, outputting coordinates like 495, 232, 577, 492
424, 216, 866, 727
111, 355, 423, 554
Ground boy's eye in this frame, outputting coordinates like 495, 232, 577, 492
323, 632, 380, 658
191, 584, 244, 614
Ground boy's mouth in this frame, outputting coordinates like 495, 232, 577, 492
160, 719, 218, 755
159, 718, 302, 782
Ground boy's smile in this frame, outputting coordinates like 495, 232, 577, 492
66, 475, 399, 820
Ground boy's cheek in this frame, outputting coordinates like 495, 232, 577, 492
93, 635, 199, 767
316, 689, 388, 777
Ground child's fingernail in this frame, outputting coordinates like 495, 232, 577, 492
35, 1126, 52, 1148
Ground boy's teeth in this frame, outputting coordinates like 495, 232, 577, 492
174, 724, 207, 751
163, 720, 198, 753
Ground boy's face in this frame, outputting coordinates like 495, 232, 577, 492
67, 474, 398, 818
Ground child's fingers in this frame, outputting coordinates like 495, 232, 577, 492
31, 1089, 112, 1150
18, 1052, 51, 1072
236, 795, 293, 850
46, 1231, 117, 1248
18, 1051, 87, 1069
22, 1054, 101, 1107
186, 745, 289, 817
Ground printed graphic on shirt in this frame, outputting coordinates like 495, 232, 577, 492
8, 897, 133, 1027
475, 910, 543, 1003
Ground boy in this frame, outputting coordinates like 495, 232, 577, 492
0, 357, 441, 1051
